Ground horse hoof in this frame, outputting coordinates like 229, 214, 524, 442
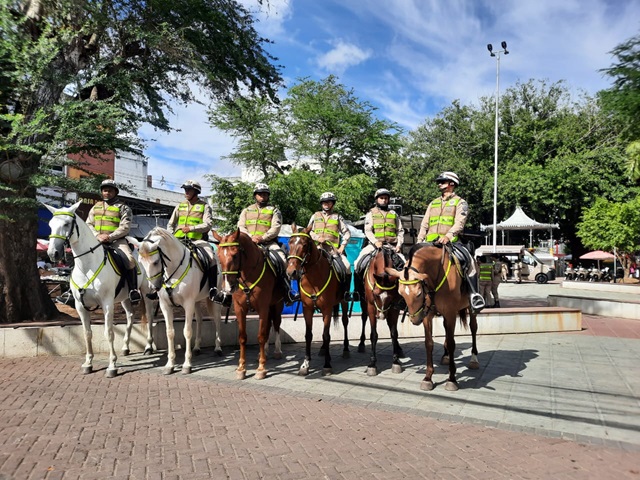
445, 381, 459, 391
182, 366, 192, 374
105, 369, 117, 378
143, 347, 154, 356
193, 348, 201, 357
322, 367, 333, 376
162, 367, 174, 375
468, 360, 480, 370
298, 367, 309, 376
391, 364, 403, 374
81, 366, 93, 375
420, 380, 434, 391
357, 344, 366, 353
122, 349, 130, 357
214, 349, 223, 357
255, 370, 267, 380
342, 350, 350, 359
272, 352, 283, 360
441, 356, 450, 365
236, 370, 246, 380
366, 367, 378, 376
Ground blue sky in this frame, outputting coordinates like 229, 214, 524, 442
139, 0, 640, 194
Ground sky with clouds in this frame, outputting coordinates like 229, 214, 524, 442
140, 0, 640, 194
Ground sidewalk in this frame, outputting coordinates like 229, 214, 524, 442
0, 281, 639, 479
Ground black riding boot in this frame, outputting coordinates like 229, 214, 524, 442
128, 267, 141, 304
466, 274, 485, 312
343, 272, 358, 302
208, 265, 218, 301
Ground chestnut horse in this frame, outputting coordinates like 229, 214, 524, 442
355, 246, 404, 376
286, 224, 350, 376
386, 243, 479, 391
212, 229, 284, 380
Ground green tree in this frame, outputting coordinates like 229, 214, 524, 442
576, 197, 640, 264
0, 0, 281, 322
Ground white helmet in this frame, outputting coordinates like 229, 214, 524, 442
435, 171, 460, 186
253, 183, 270, 194
319, 192, 337, 203
374, 188, 391, 199
100, 179, 119, 194
181, 180, 201, 193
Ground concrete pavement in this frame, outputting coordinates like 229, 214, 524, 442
1, 281, 639, 479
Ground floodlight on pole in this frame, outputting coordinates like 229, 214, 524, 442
487, 41, 509, 253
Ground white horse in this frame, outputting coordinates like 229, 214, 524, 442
138, 227, 224, 375
45, 202, 156, 377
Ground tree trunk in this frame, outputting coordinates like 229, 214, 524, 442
0, 203, 57, 323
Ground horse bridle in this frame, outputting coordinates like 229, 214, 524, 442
287, 232, 333, 304
217, 241, 267, 305
141, 238, 191, 306
398, 259, 452, 320
49, 211, 102, 259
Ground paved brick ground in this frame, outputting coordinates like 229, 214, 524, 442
1, 353, 639, 480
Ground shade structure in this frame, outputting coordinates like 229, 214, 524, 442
579, 250, 615, 261
36, 239, 49, 251
480, 206, 559, 248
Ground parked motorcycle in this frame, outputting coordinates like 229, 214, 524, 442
601, 267, 613, 283
565, 266, 575, 281
588, 267, 602, 282
576, 266, 588, 281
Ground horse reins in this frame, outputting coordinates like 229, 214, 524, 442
398, 255, 453, 320
287, 232, 333, 308
142, 239, 190, 307
218, 241, 267, 306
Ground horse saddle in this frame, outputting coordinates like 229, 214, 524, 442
181, 240, 214, 291
264, 247, 286, 278
104, 246, 134, 296
318, 244, 347, 282
410, 242, 470, 275
355, 251, 374, 277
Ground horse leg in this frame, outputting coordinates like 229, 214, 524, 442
387, 308, 403, 374
159, 298, 176, 375
358, 306, 367, 353
298, 306, 313, 376
120, 299, 134, 356
420, 312, 435, 391
340, 302, 350, 359
210, 298, 223, 356
321, 310, 333, 376
77, 303, 94, 374
367, 303, 379, 376
255, 305, 270, 380
441, 318, 450, 365
142, 295, 155, 355
102, 302, 118, 378
192, 302, 202, 356
468, 311, 480, 370
236, 302, 248, 380
443, 314, 459, 391
181, 302, 195, 374
270, 304, 283, 360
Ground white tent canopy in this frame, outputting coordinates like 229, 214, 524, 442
480, 206, 559, 247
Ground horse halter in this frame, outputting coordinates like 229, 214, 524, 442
49, 211, 101, 259
398, 259, 452, 319
286, 232, 313, 271
217, 241, 266, 299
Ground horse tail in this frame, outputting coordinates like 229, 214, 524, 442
458, 308, 468, 331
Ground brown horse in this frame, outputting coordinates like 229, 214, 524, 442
355, 246, 404, 376
386, 243, 479, 391
212, 229, 285, 380
286, 223, 350, 376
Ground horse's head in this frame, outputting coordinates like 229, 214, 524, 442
371, 246, 395, 288
44, 201, 82, 263
138, 228, 176, 291
385, 264, 429, 322
213, 229, 243, 295
286, 223, 313, 281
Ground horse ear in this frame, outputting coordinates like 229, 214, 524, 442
42, 203, 57, 214
126, 236, 140, 249
384, 267, 402, 279
68, 201, 82, 213
303, 224, 312, 234
291, 222, 297, 233
212, 230, 222, 242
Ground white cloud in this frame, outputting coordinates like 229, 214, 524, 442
316, 40, 372, 75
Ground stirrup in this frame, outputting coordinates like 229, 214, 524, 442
470, 293, 485, 312
129, 289, 142, 304
145, 292, 158, 300
344, 291, 359, 302
208, 287, 217, 302
286, 291, 300, 305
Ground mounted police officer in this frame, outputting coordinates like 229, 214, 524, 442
238, 183, 299, 304
354, 188, 406, 274
86, 179, 141, 304
167, 180, 217, 301
416, 171, 485, 311
307, 192, 355, 300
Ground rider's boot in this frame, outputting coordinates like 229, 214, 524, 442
127, 267, 142, 304
208, 265, 218, 301
466, 274, 485, 312
493, 300, 501, 308
343, 272, 358, 302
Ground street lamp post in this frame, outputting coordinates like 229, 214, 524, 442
487, 41, 509, 254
